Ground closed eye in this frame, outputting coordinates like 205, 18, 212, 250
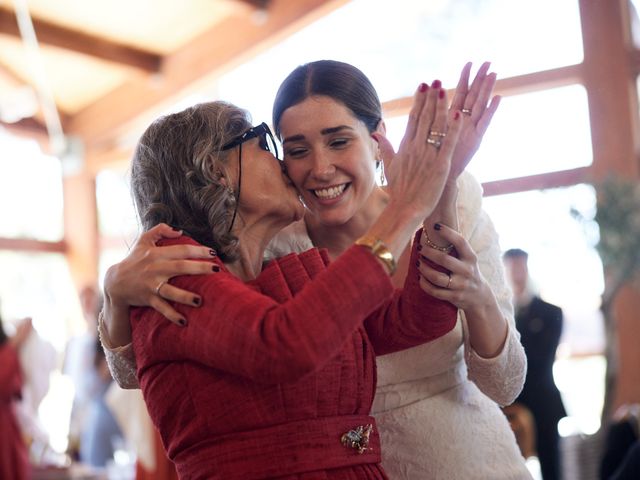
329, 138, 350, 149
284, 147, 308, 158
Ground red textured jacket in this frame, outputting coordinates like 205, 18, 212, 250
131, 233, 456, 480
0, 343, 29, 480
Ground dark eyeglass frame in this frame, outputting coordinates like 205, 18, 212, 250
221, 122, 280, 233
221, 122, 280, 161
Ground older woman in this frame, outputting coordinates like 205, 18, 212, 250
109, 86, 463, 479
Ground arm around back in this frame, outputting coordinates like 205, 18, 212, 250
132, 243, 395, 384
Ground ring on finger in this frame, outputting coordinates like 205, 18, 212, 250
155, 280, 166, 296
445, 273, 453, 289
461, 108, 472, 116
428, 130, 446, 138
426, 137, 442, 149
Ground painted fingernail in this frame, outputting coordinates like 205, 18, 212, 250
209, 249, 217, 257
416, 261, 421, 268
192, 297, 201, 306
417, 244, 422, 251
439, 89, 445, 99
432, 79, 442, 89
455, 111, 461, 120
419, 82, 428, 92
212, 265, 220, 272
171, 225, 181, 232
434, 223, 442, 230
178, 318, 187, 327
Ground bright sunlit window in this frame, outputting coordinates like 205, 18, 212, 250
0, 129, 64, 240
482, 185, 605, 435
216, 0, 583, 126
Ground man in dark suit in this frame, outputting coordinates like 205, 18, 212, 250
503, 248, 567, 480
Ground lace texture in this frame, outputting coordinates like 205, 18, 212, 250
98, 310, 139, 389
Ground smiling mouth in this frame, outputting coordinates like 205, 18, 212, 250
312, 183, 349, 200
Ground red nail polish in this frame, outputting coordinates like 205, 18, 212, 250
209, 249, 217, 257
417, 244, 422, 251
455, 111, 460, 120
178, 318, 187, 327
419, 82, 428, 92
432, 79, 442, 89
439, 89, 445, 99
193, 297, 201, 306
416, 261, 421, 268
212, 265, 220, 272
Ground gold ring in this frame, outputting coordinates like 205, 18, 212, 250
461, 108, 472, 116
426, 137, 442, 149
155, 280, 166, 296
446, 274, 452, 289
428, 130, 446, 137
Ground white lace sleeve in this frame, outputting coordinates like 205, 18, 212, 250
457, 173, 527, 406
98, 310, 140, 389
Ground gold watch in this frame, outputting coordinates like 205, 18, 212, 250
355, 235, 397, 275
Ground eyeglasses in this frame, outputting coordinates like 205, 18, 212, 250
221, 122, 280, 161
221, 122, 280, 233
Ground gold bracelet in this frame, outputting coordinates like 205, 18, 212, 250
423, 229, 454, 253
355, 235, 397, 275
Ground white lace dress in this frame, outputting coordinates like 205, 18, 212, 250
100, 172, 531, 480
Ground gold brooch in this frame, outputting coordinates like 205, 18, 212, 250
341, 424, 373, 454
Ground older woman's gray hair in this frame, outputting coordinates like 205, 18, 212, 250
130, 101, 251, 261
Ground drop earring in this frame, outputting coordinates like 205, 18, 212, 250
378, 159, 386, 186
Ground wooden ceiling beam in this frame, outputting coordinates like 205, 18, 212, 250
0, 6, 161, 73
0, 117, 48, 146
382, 64, 585, 118
65, 0, 350, 151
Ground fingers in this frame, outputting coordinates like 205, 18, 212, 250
470, 72, 497, 123
401, 83, 429, 148
428, 223, 476, 263
158, 282, 202, 309
450, 62, 472, 111
463, 61, 491, 112
418, 81, 446, 145
148, 295, 187, 327
437, 107, 464, 161
148, 244, 218, 261
476, 95, 501, 137
143, 223, 183, 245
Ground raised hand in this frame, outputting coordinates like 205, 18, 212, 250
448, 62, 501, 179
104, 223, 216, 325
380, 80, 463, 220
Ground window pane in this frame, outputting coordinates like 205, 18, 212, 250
482, 184, 604, 435
0, 130, 64, 240
483, 184, 604, 354
0, 250, 81, 351
384, 85, 592, 182
96, 168, 138, 241
217, 0, 583, 123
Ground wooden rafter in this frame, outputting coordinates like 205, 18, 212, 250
0, 237, 66, 253
0, 6, 161, 73
65, 0, 350, 151
382, 64, 585, 118
481, 167, 591, 197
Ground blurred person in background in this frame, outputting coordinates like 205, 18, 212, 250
503, 248, 566, 480
63, 284, 102, 460
78, 338, 124, 467
0, 311, 32, 480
